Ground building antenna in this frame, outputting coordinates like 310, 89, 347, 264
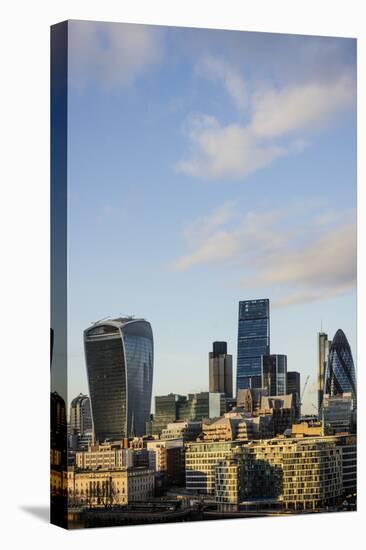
320, 319, 323, 332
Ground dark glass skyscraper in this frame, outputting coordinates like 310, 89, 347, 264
209, 341, 233, 397
324, 329, 356, 407
236, 299, 270, 391
84, 317, 154, 441
261, 354, 287, 396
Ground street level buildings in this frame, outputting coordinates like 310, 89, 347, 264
323, 393, 355, 434
68, 467, 155, 507
215, 435, 355, 512
160, 421, 202, 441
185, 441, 243, 494
84, 317, 154, 440
75, 443, 135, 470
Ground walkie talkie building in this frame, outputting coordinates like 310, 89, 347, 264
84, 317, 154, 441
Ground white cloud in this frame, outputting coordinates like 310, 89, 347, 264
176, 115, 291, 179
273, 283, 354, 308
249, 222, 356, 289
68, 21, 162, 92
177, 60, 355, 180
172, 203, 356, 307
195, 56, 247, 110
172, 207, 287, 271
251, 72, 354, 138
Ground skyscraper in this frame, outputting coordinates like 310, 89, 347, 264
287, 371, 300, 399
318, 332, 331, 412
84, 317, 154, 441
209, 341, 233, 397
261, 354, 287, 396
324, 329, 356, 407
286, 371, 301, 418
236, 299, 270, 391
69, 393, 92, 436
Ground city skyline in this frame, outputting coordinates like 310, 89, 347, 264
65, 21, 356, 415
67, 303, 355, 417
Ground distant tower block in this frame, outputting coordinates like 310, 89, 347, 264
318, 332, 330, 412
236, 299, 270, 391
209, 341, 233, 398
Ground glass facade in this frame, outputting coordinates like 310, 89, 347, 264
84, 318, 153, 441
151, 394, 187, 435
261, 355, 287, 395
179, 392, 224, 421
324, 329, 356, 408
236, 299, 270, 391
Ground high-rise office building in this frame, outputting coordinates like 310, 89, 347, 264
150, 392, 225, 435
287, 371, 301, 418
69, 393, 92, 436
209, 341, 233, 397
150, 394, 187, 435
324, 329, 356, 407
84, 317, 154, 441
261, 354, 287, 396
318, 332, 331, 412
236, 299, 270, 391
180, 392, 225, 420
287, 371, 300, 398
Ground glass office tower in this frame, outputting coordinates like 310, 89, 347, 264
261, 354, 287, 395
324, 329, 356, 408
84, 317, 153, 441
236, 299, 270, 391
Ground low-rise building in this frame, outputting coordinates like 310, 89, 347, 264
202, 412, 274, 442
146, 439, 185, 485
160, 421, 202, 441
75, 443, 134, 470
214, 435, 349, 512
185, 440, 243, 494
291, 422, 322, 437
322, 393, 355, 433
68, 467, 155, 507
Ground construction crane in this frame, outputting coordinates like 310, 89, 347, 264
300, 374, 310, 407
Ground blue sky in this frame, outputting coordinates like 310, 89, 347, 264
67, 21, 356, 414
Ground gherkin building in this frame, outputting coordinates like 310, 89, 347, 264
324, 329, 356, 407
